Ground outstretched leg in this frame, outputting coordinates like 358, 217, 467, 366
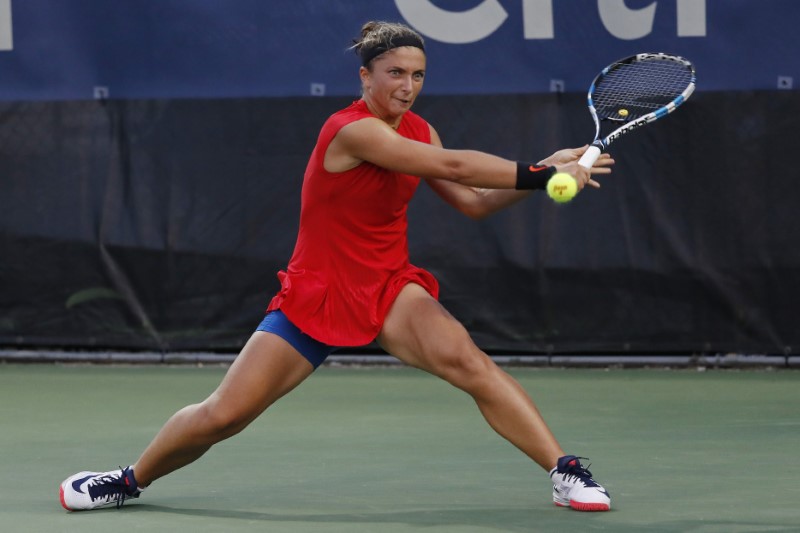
60, 331, 315, 511
377, 283, 610, 511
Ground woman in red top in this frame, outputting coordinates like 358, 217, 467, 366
60, 21, 614, 513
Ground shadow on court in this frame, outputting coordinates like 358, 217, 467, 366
129, 504, 550, 530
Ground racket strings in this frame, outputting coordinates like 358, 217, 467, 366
593, 59, 693, 120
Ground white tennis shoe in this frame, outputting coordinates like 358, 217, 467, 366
60, 467, 142, 511
550, 455, 611, 512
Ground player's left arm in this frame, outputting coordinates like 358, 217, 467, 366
424, 125, 614, 220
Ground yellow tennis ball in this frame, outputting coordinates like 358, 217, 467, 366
618, 108, 629, 117
546, 173, 578, 203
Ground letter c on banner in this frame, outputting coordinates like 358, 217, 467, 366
597, 0, 657, 40
395, 0, 508, 44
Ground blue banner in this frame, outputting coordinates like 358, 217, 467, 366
0, 0, 797, 101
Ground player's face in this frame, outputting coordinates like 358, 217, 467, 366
360, 46, 426, 126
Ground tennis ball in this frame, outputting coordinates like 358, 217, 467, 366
546, 173, 578, 203
618, 108, 629, 117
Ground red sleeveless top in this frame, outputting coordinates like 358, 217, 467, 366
267, 100, 439, 346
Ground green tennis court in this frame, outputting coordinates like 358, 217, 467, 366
2, 364, 798, 532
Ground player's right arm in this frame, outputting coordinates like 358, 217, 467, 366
324, 116, 611, 219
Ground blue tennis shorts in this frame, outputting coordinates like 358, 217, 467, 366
255, 310, 335, 369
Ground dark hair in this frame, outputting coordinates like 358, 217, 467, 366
350, 21, 425, 68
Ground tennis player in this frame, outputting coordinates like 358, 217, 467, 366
60, 21, 613, 513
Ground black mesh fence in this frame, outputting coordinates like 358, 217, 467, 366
1, 91, 798, 355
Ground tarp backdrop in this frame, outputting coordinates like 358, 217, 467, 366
1, 1, 799, 354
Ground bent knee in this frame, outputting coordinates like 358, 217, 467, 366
195, 397, 259, 439
427, 342, 496, 391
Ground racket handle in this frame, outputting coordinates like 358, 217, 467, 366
578, 145, 602, 169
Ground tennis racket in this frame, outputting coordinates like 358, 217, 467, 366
578, 52, 696, 169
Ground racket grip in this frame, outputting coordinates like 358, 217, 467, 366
578, 145, 602, 169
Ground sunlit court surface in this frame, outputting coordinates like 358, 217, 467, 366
2, 363, 798, 532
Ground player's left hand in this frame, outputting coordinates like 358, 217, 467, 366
538, 145, 614, 189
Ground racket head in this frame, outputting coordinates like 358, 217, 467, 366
586, 53, 696, 145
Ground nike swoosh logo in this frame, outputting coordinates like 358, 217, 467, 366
72, 474, 97, 494
598, 489, 610, 497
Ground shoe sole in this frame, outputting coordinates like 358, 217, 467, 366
569, 500, 610, 512
554, 500, 610, 512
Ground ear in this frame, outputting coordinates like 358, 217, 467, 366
359, 66, 370, 89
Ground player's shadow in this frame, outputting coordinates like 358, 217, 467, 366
128, 504, 555, 532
